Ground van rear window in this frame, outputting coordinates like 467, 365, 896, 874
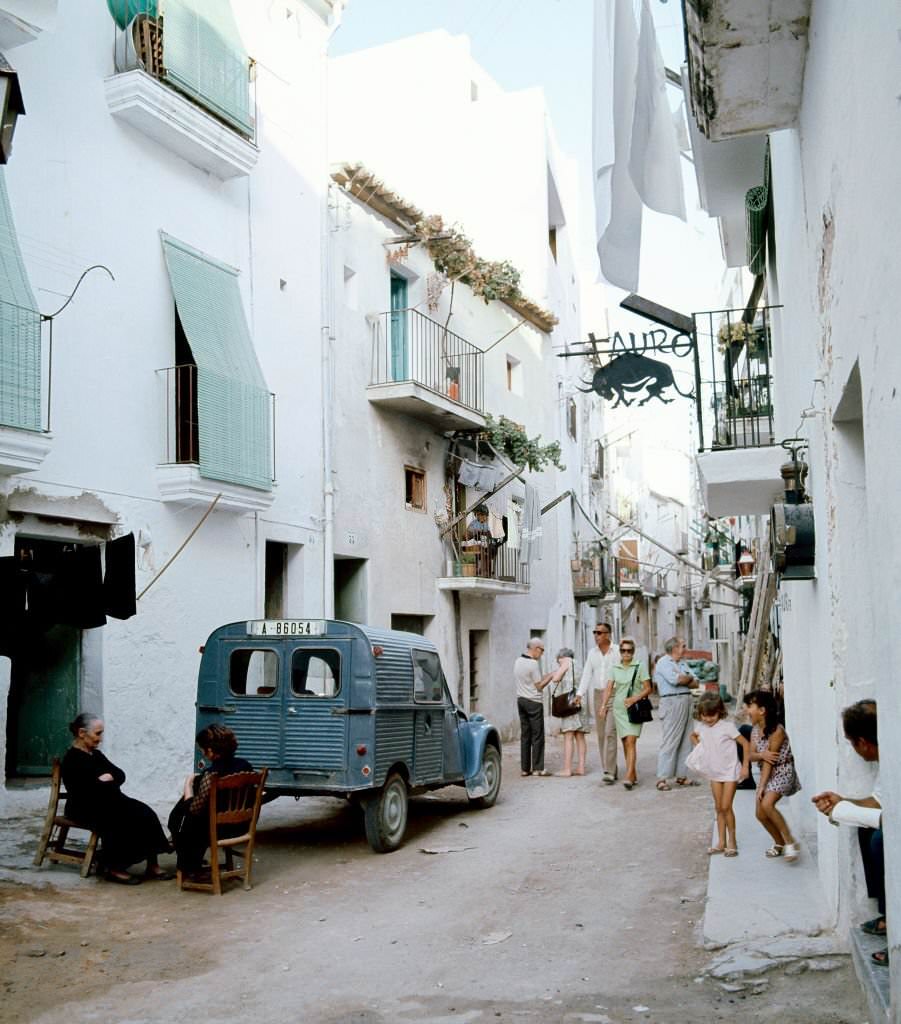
412, 649, 445, 703
230, 649, 279, 696
291, 649, 340, 697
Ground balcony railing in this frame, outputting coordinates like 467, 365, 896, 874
571, 540, 605, 600
112, 11, 255, 141
156, 363, 276, 482
370, 309, 484, 413
693, 306, 777, 452
615, 557, 641, 593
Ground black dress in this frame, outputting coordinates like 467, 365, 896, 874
61, 747, 170, 871
170, 754, 253, 873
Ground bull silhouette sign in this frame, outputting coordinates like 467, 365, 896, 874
575, 329, 695, 408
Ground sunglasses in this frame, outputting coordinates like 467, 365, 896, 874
593, 630, 609, 636
619, 646, 634, 653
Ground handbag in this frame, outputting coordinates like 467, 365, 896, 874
625, 665, 653, 725
551, 666, 581, 718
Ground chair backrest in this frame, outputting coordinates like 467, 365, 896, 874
207, 770, 267, 832
49, 757, 64, 812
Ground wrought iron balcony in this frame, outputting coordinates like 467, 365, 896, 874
694, 306, 777, 453
368, 309, 486, 431
571, 540, 606, 601
437, 540, 530, 596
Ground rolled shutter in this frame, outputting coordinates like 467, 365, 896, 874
161, 233, 271, 491
161, 0, 253, 136
0, 168, 41, 432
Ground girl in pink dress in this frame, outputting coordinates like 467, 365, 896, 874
686, 694, 750, 856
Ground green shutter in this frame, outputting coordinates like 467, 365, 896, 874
162, 0, 253, 136
745, 185, 768, 276
106, 0, 159, 31
161, 233, 271, 491
0, 168, 41, 432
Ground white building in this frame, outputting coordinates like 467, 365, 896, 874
0, 0, 341, 810
683, 2, 900, 1016
327, 32, 605, 735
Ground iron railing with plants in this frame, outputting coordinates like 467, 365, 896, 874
693, 306, 777, 452
571, 540, 605, 599
453, 540, 530, 586
371, 309, 485, 413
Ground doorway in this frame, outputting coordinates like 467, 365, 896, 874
467, 629, 489, 712
334, 557, 368, 624
389, 272, 409, 381
5, 538, 83, 778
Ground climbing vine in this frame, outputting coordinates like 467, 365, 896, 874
483, 414, 565, 472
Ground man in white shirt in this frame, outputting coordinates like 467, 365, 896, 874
577, 623, 618, 783
514, 638, 565, 777
813, 699, 885, 966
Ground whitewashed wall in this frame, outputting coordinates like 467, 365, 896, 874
765, 3, 901, 983
0, 1, 334, 811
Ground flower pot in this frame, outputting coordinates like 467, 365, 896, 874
462, 562, 477, 577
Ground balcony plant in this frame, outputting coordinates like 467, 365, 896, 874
460, 552, 478, 577
483, 414, 565, 472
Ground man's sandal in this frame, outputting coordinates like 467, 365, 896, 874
656, 780, 672, 791
861, 917, 887, 936
764, 845, 784, 858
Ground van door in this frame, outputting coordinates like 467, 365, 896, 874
411, 649, 444, 784
217, 641, 284, 768
284, 642, 351, 778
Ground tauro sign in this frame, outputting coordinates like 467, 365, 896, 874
577, 330, 695, 408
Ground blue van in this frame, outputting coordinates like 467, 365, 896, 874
195, 619, 502, 852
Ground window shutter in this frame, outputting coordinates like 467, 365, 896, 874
161, 233, 271, 491
0, 168, 41, 432
161, 0, 253, 136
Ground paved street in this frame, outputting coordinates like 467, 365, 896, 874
0, 726, 867, 1024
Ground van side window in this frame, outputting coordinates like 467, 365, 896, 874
292, 649, 340, 697
230, 649, 279, 696
412, 649, 444, 703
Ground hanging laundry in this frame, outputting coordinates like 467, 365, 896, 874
0, 556, 25, 656
519, 484, 543, 565
487, 509, 505, 540
506, 499, 522, 549
55, 546, 107, 629
104, 533, 137, 620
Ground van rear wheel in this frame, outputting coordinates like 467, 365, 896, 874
363, 773, 408, 853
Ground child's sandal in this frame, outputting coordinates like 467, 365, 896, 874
723, 847, 739, 857
707, 846, 724, 855
764, 845, 784, 858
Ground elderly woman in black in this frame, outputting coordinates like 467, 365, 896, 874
61, 713, 172, 884
171, 724, 253, 878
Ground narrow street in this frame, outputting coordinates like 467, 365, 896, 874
1, 727, 866, 1024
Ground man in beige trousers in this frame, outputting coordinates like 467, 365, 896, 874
577, 623, 618, 783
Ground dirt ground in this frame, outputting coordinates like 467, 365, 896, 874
0, 732, 869, 1024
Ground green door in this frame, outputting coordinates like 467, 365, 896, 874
6, 626, 80, 776
389, 273, 408, 381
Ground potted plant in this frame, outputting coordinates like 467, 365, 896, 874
460, 552, 478, 577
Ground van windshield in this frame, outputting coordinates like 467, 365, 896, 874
291, 649, 340, 697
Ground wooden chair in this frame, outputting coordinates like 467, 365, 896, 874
177, 769, 268, 895
33, 757, 99, 878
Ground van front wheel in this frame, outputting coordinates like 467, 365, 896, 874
363, 773, 408, 853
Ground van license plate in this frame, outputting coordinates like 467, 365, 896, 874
247, 619, 325, 637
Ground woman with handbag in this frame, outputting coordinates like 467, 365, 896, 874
598, 638, 652, 790
550, 648, 589, 777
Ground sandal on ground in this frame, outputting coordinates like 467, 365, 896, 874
573, 769, 585, 776
861, 917, 887, 936
623, 780, 635, 790
656, 780, 672, 791
145, 868, 175, 881
783, 842, 801, 862
675, 778, 700, 787
764, 845, 784, 858
105, 869, 142, 886
602, 773, 616, 785
872, 949, 890, 967
555, 771, 573, 778
724, 848, 739, 857
707, 846, 724, 855
521, 771, 533, 777
534, 769, 551, 777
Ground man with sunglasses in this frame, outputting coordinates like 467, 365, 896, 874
576, 623, 619, 783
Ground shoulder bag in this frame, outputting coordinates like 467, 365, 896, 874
626, 665, 653, 725
551, 664, 581, 718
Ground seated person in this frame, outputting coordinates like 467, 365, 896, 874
463, 504, 497, 575
62, 713, 172, 885
170, 724, 253, 878
464, 504, 492, 541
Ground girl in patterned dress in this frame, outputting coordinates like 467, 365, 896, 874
742, 689, 802, 861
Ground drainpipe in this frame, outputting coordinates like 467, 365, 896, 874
320, 64, 336, 619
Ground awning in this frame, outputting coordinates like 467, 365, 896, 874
162, 0, 253, 136
161, 232, 271, 491
0, 167, 41, 432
